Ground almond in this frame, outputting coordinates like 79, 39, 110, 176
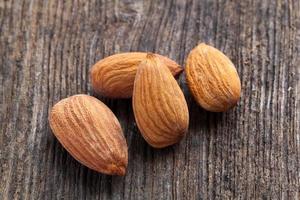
132, 54, 189, 148
49, 94, 128, 175
90, 52, 183, 98
186, 43, 241, 112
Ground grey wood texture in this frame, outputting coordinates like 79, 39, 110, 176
0, 0, 299, 199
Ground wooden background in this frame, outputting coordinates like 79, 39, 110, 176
1, 0, 299, 199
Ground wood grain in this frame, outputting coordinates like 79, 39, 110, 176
0, 0, 299, 199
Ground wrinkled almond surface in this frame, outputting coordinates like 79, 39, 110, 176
133, 54, 189, 148
186, 43, 241, 112
49, 94, 128, 175
91, 52, 183, 98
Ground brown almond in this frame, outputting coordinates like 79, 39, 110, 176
90, 52, 183, 98
186, 43, 241, 112
132, 54, 189, 148
49, 94, 128, 175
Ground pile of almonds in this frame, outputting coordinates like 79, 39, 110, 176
49, 43, 241, 176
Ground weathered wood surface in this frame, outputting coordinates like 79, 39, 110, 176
0, 0, 299, 199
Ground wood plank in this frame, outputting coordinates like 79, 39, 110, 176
0, 0, 299, 199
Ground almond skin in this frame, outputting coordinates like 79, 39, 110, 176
132, 54, 189, 148
49, 94, 128, 176
90, 52, 183, 98
186, 43, 241, 112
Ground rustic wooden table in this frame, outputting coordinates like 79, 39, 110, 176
1, 0, 299, 199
